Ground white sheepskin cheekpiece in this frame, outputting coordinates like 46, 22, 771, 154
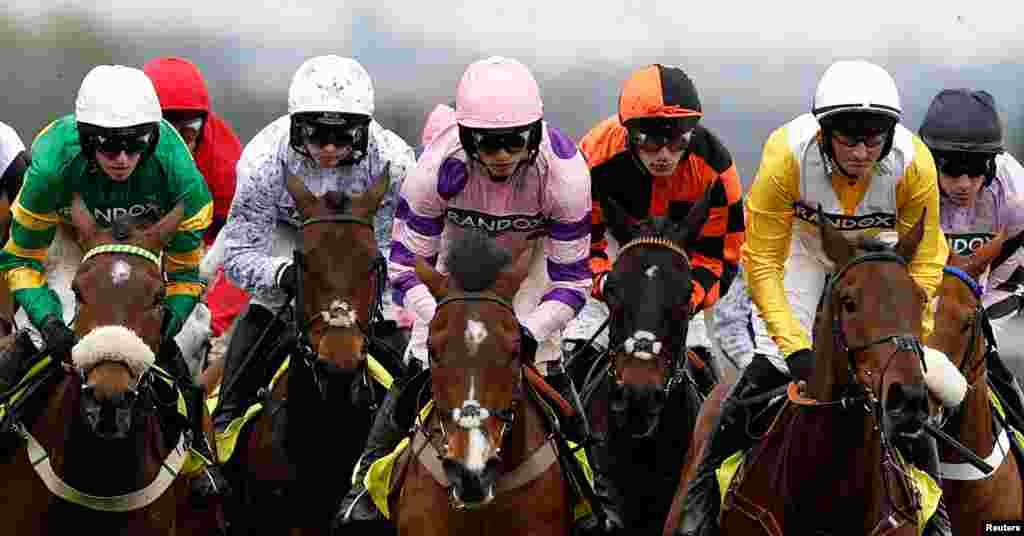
72, 325, 156, 378
922, 345, 968, 408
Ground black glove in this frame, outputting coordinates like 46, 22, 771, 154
278, 263, 298, 296
519, 324, 539, 362
786, 348, 815, 383
40, 315, 76, 361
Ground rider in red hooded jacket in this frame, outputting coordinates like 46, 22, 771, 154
144, 57, 249, 339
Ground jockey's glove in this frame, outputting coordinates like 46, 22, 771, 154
40, 315, 76, 362
519, 324, 539, 363
277, 263, 298, 297
786, 348, 815, 383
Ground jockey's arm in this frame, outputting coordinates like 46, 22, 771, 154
578, 117, 619, 300
368, 126, 415, 257
221, 136, 293, 298
161, 143, 213, 338
0, 125, 66, 329
895, 138, 948, 339
687, 163, 745, 314
387, 154, 445, 325
519, 145, 592, 343
741, 126, 807, 357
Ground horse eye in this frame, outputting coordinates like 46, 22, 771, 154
842, 297, 857, 314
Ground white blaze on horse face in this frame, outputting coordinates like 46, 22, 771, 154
462, 374, 490, 473
645, 265, 659, 279
930, 295, 942, 317
464, 319, 488, 356
111, 260, 132, 286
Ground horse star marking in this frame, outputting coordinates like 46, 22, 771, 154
645, 265, 659, 278
465, 319, 488, 356
111, 260, 131, 286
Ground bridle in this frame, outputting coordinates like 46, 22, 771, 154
424, 292, 521, 464
291, 214, 390, 401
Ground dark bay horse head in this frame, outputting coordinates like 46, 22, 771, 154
285, 169, 390, 399
598, 193, 709, 437
810, 205, 932, 441
68, 193, 183, 440
415, 230, 530, 508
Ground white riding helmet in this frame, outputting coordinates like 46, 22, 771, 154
75, 65, 162, 128
812, 60, 902, 123
287, 55, 375, 117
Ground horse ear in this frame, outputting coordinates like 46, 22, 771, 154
354, 162, 391, 217
672, 189, 712, 248
494, 246, 532, 301
143, 203, 186, 248
70, 193, 98, 245
894, 207, 927, 262
960, 231, 1007, 280
286, 174, 319, 220
415, 256, 448, 299
819, 204, 855, 266
598, 194, 636, 246
990, 227, 1024, 273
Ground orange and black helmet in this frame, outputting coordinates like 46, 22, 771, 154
618, 64, 703, 131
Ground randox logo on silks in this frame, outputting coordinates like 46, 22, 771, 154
946, 232, 996, 256
793, 202, 896, 230
59, 203, 163, 226
445, 207, 548, 236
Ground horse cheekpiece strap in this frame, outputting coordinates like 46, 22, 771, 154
619, 236, 690, 264
81, 244, 162, 267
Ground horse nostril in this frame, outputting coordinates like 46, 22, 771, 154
886, 383, 929, 420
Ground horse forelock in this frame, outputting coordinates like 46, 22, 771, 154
446, 231, 512, 292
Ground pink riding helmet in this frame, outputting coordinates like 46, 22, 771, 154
455, 56, 543, 129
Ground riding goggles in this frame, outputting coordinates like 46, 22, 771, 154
300, 122, 364, 148
933, 150, 994, 178
628, 127, 693, 153
471, 128, 531, 155
95, 133, 153, 157
831, 129, 889, 149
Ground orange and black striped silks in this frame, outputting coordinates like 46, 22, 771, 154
580, 115, 745, 313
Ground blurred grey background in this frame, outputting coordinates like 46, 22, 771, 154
4, 1, 1024, 365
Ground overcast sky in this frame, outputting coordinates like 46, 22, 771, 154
5, 1, 1023, 177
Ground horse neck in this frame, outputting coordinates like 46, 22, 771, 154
784, 406, 906, 532
950, 350, 994, 460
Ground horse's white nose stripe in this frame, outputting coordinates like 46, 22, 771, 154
111, 260, 131, 286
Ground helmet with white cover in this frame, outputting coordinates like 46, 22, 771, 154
812, 60, 902, 164
287, 55, 375, 161
75, 65, 162, 159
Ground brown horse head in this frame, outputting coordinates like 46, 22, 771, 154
286, 169, 389, 376
812, 205, 930, 440
415, 230, 530, 508
68, 193, 182, 439
930, 231, 1017, 384
598, 193, 709, 438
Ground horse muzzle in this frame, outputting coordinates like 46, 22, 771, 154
80, 385, 139, 440
443, 457, 499, 510
883, 382, 929, 440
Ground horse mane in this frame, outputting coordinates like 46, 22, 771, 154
110, 213, 160, 242
446, 230, 512, 292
